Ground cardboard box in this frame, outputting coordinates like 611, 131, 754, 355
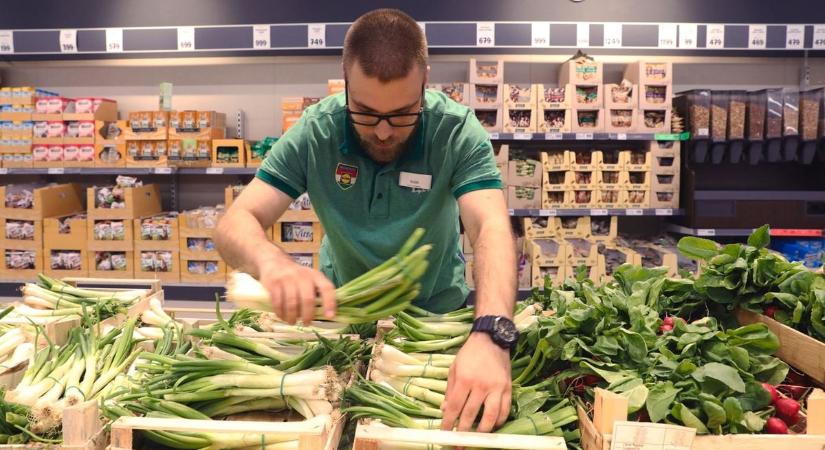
651, 172, 679, 190
623, 149, 652, 171
652, 151, 680, 174
168, 127, 226, 142
649, 188, 678, 208
503, 107, 537, 133
648, 139, 679, 155
273, 220, 324, 253
87, 250, 134, 278
0, 248, 42, 280
493, 144, 509, 165
542, 169, 571, 191
623, 189, 650, 208
507, 186, 541, 209
638, 84, 673, 110
624, 61, 673, 85
570, 170, 597, 189
571, 109, 605, 133
435, 83, 470, 106
327, 79, 345, 96
44, 214, 86, 248
474, 109, 502, 133
600, 244, 642, 277
605, 109, 638, 133
570, 189, 597, 208
134, 249, 180, 282
469, 59, 504, 84
542, 190, 569, 209
43, 248, 87, 278
1, 153, 33, 168
620, 170, 651, 190
604, 84, 636, 109
470, 84, 503, 109
167, 139, 211, 168
538, 84, 572, 109
63, 143, 96, 168
125, 141, 169, 168
596, 188, 625, 208
94, 143, 126, 167
67, 98, 118, 121
180, 257, 226, 283
523, 217, 557, 239
507, 158, 542, 187
504, 84, 538, 109
525, 238, 567, 266
134, 214, 180, 251
531, 263, 565, 288
0, 183, 83, 220
572, 84, 604, 109
212, 139, 247, 167
171, 111, 226, 132
0, 218, 42, 250
87, 218, 134, 251
559, 59, 602, 85
555, 216, 591, 238
541, 150, 569, 172
595, 169, 622, 188
538, 109, 572, 133
569, 149, 600, 171
563, 257, 605, 284
636, 109, 672, 133
565, 238, 598, 265
87, 184, 162, 220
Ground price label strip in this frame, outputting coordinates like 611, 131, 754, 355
476, 22, 495, 47
531, 22, 549, 47
706, 24, 725, 49
814, 25, 825, 49
577, 23, 590, 48
253, 25, 271, 49
60, 29, 77, 53
308, 24, 326, 48
786, 24, 804, 49
658, 23, 677, 48
603, 23, 622, 47
0, 30, 13, 54
679, 23, 698, 48
610, 421, 695, 450
105, 28, 123, 53
748, 24, 767, 49
178, 27, 195, 51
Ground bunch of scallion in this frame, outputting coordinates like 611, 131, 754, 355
0, 306, 36, 376
226, 228, 432, 324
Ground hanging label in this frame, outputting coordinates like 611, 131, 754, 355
814, 25, 825, 49
658, 24, 677, 48
655, 208, 674, 216
531, 22, 549, 47
253, 25, 270, 49
748, 25, 767, 49
590, 209, 609, 216
697, 228, 716, 237
476, 22, 495, 47
610, 421, 695, 450
206, 167, 225, 174
308, 24, 326, 48
545, 132, 564, 140
626, 208, 644, 216
577, 23, 590, 47
786, 24, 804, 49
706, 24, 725, 48
154, 167, 172, 174
177, 27, 195, 50
679, 24, 698, 48
59, 29, 77, 53
514, 132, 532, 140
105, 28, 123, 52
0, 30, 13, 54
604, 23, 622, 47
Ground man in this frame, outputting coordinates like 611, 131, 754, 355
215, 8, 517, 434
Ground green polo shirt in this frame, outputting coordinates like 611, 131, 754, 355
256, 90, 501, 313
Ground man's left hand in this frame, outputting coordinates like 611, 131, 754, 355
440, 332, 512, 433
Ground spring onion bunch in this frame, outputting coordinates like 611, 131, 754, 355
0, 307, 35, 376
227, 228, 432, 324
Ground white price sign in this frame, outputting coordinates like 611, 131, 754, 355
0, 168, 8, 175
539, 209, 557, 217
577, 23, 590, 47
748, 24, 767, 49
514, 132, 532, 140
47, 167, 65, 175
603, 23, 622, 47
658, 24, 677, 48
545, 132, 563, 140
706, 24, 725, 49
507, 209, 515, 216
626, 208, 644, 216
489, 133, 500, 140
655, 208, 674, 216
590, 209, 609, 216
154, 167, 172, 174
59, 29, 77, 53
786, 24, 804, 49
206, 167, 224, 174
252, 25, 270, 49
177, 27, 195, 51
105, 28, 123, 53
616, 133, 627, 140
531, 22, 549, 47
0, 30, 13, 54
476, 22, 495, 47
679, 23, 698, 48
576, 133, 594, 140
697, 229, 716, 237
814, 25, 825, 49
308, 24, 326, 48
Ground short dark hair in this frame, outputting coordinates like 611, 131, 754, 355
343, 9, 428, 82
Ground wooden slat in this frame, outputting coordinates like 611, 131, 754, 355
353, 423, 567, 450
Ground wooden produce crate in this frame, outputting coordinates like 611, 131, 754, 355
274, 212, 324, 253
134, 249, 180, 283
44, 248, 89, 278
180, 257, 226, 283
0, 248, 43, 280
87, 250, 134, 278
87, 184, 161, 220
94, 142, 126, 168
87, 218, 134, 251
0, 183, 83, 220
0, 400, 109, 450
125, 140, 169, 168
212, 139, 247, 167
43, 214, 88, 278
0, 217, 43, 250
134, 214, 179, 251
354, 422, 566, 450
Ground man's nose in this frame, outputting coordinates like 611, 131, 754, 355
374, 120, 393, 141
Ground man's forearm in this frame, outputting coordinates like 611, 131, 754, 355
471, 220, 517, 319
215, 209, 289, 277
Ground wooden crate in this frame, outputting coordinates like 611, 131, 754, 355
0, 400, 108, 450
87, 250, 134, 278
180, 257, 226, 283
0, 183, 84, 220
125, 140, 169, 168
0, 217, 43, 250
94, 143, 126, 168
44, 248, 88, 278
133, 214, 179, 251
86, 218, 134, 251
579, 388, 825, 450
353, 422, 566, 450
133, 249, 181, 283
168, 127, 226, 141
224, 185, 242, 208
274, 221, 324, 253
212, 139, 247, 167
0, 315, 79, 348
44, 214, 87, 247
87, 184, 162, 220
63, 100, 118, 122
0, 248, 43, 280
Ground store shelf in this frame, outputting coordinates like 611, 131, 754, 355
0, 167, 258, 176
667, 224, 824, 238
510, 208, 683, 217
490, 132, 689, 142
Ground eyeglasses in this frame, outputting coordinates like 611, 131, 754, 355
345, 82, 425, 127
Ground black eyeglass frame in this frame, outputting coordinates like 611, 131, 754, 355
345, 81, 425, 128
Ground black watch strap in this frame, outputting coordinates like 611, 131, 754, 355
471, 315, 497, 333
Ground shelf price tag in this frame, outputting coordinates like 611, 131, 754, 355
814, 25, 825, 49
177, 27, 195, 51
545, 132, 563, 140
577, 23, 590, 47
626, 208, 644, 216
540, 209, 557, 217
514, 132, 532, 140
658, 24, 677, 48
590, 209, 608, 216
0, 168, 8, 175
308, 24, 326, 48
105, 28, 123, 52
253, 25, 270, 49
576, 133, 594, 140
531, 22, 549, 47
0, 30, 13, 54
476, 22, 495, 47
679, 23, 698, 48
616, 133, 627, 140
154, 167, 172, 175
489, 132, 500, 140
697, 229, 716, 237
603, 23, 622, 47
706, 24, 725, 49
655, 208, 673, 216
786, 24, 804, 49
47, 167, 65, 174
59, 29, 77, 53
748, 24, 767, 49
507, 209, 515, 216
206, 167, 225, 174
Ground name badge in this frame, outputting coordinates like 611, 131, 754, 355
399, 171, 432, 191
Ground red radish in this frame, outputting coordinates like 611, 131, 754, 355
582, 375, 600, 385
775, 398, 801, 425
765, 417, 789, 434
660, 324, 673, 333
662, 316, 674, 326
762, 383, 779, 405
764, 305, 778, 318
786, 370, 806, 386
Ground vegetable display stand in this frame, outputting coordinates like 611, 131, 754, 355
0, 315, 78, 347
133, 249, 181, 283
0, 183, 84, 220
579, 388, 825, 450
0, 400, 109, 450
353, 422, 567, 450
44, 215, 88, 278
0, 247, 43, 280
86, 184, 162, 220
109, 411, 345, 450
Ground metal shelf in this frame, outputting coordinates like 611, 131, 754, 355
668, 224, 824, 238
510, 208, 683, 217
0, 167, 258, 175
490, 132, 689, 142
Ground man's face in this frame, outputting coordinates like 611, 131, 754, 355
346, 62, 427, 164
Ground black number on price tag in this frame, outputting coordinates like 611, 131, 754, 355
534, 38, 546, 45
684, 38, 694, 45
606, 38, 620, 45
255, 39, 268, 47
62, 43, 75, 51
0, 44, 10, 52
815, 38, 825, 46
478, 36, 492, 45
310, 38, 324, 46
660, 39, 673, 46
709, 38, 722, 46
108, 43, 120, 51
788, 39, 801, 46
751, 39, 765, 46
180, 42, 193, 49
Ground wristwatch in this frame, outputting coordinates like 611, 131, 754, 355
471, 316, 520, 350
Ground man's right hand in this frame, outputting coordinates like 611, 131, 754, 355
258, 257, 337, 325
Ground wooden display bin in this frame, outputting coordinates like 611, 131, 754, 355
531, 263, 566, 288
470, 84, 503, 109
31, 143, 64, 168
504, 84, 538, 109
44, 214, 87, 248
571, 109, 605, 133
649, 188, 679, 209
542, 190, 570, 209
169, 127, 226, 141
597, 149, 626, 171
570, 189, 598, 208
604, 84, 636, 109
508, 158, 542, 187
212, 139, 247, 167
94, 142, 127, 168
596, 170, 622, 188
126, 140, 169, 168
274, 209, 324, 253
569, 150, 600, 171
559, 59, 603, 85
134, 249, 181, 282
354, 421, 564, 450
469, 59, 504, 84
588, 216, 618, 241
167, 139, 212, 168
572, 84, 604, 109
0, 183, 83, 220
0, 217, 43, 249
541, 150, 570, 172
87, 218, 134, 251
0, 247, 43, 280
543, 170, 572, 191
474, 108, 502, 133
638, 84, 673, 110
180, 257, 226, 283
605, 109, 638, 133
134, 214, 180, 251
538, 84, 573, 109
651, 172, 680, 191
570, 170, 598, 190
44, 247, 88, 278
87, 250, 134, 278
87, 184, 162, 219
524, 238, 567, 266
623, 189, 650, 208
622, 149, 652, 171
123, 126, 168, 141
538, 109, 573, 133
620, 170, 651, 190
636, 109, 672, 133
503, 107, 537, 133
224, 185, 242, 208
624, 61, 673, 85
0, 111, 33, 122
434, 82, 470, 105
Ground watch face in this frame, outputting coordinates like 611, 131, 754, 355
494, 317, 519, 345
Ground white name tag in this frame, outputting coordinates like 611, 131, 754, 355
399, 171, 432, 190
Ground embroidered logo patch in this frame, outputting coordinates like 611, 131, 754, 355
335, 163, 359, 190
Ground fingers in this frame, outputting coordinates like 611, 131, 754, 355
457, 390, 486, 432
476, 390, 502, 433
497, 388, 511, 427
281, 283, 299, 324
297, 278, 316, 325
267, 281, 285, 320
315, 274, 337, 319
441, 368, 469, 431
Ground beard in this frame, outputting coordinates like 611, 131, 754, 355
354, 127, 417, 164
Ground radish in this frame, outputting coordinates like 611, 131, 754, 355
765, 417, 788, 434
775, 398, 801, 425
662, 316, 674, 326
762, 382, 779, 405
582, 375, 600, 386
660, 324, 673, 333
763, 305, 777, 318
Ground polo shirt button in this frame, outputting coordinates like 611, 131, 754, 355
377, 193, 383, 199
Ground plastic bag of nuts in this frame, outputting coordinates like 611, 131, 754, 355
747, 90, 767, 140
800, 88, 822, 141
710, 91, 729, 141
728, 91, 747, 140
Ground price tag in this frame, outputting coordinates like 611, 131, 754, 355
47, 167, 65, 174
206, 167, 224, 174
577, 23, 590, 47
507, 209, 515, 216
418, 22, 426, 34
748, 24, 767, 49
697, 229, 716, 237
514, 132, 532, 140
59, 29, 77, 53
679, 23, 698, 48
0, 30, 13, 54
531, 22, 549, 47
590, 209, 608, 216
706, 24, 725, 49
476, 22, 495, 47
154, 167, 172, 175
786, 24, 805, 49
603, 23, 622, 47
489, 133, 500, 140
0, 168, 8, 175
658, 24, 677, 48
105, 28, 123, 52
541, 209, 558, 217
814, 25, 825, 49
616, 133, 627, 140
545, 132, 563, 140
697, 127, 709, 137
626, 208, 644, 216
177, 27, 195, 51
655, 208, 674, 216
611, 421, 695, 450
308, 24, 326, 48
576, 133, 594, 140
252, 25, 270, 49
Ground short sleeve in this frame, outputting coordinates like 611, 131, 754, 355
255, 115, 309, 199
450, 111, 503, 199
